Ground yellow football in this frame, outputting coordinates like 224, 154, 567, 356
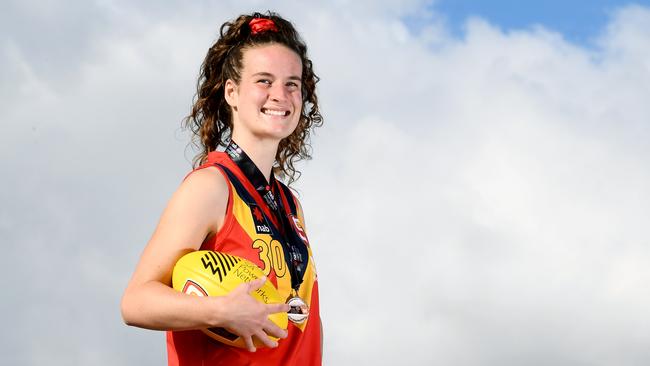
171, 250, 288, 348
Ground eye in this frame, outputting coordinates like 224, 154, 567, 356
257, 79, 272, 85
286, 81, 301, 90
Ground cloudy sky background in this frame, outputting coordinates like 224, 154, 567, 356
2, 0, 650, 365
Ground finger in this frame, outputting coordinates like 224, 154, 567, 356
246, 276, 267, 292
266, 302, 291, 314
243, 335, 256, 353
254, 329, 279, 349
263, 320, 288, 339
232, 276, 265, 295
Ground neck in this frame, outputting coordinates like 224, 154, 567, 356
230, 133, 278, 182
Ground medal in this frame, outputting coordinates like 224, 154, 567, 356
286, 295, 310, 324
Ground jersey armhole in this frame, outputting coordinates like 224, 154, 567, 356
280, 182, 307, 231
183, 164, 235, 250
294, 195, 305, 226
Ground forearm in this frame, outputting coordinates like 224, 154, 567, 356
121, 280, 225, 331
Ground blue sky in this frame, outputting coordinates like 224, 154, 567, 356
428, 0, 650, 43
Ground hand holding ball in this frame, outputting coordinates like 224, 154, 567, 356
171, 250, 289, 349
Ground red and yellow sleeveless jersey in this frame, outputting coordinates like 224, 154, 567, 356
166, 151, 321, 366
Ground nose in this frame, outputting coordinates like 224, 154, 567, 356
269, 83, 288, 102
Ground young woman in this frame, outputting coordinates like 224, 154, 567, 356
121, 12, 323, 365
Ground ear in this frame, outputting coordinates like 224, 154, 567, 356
224, 79, 238, 109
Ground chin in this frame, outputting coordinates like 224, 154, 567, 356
251, 128, 295, 142
248, 116, 299, 141
272, 130, 297, 141
269, 124, 300, 139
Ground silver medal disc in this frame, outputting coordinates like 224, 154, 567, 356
287, 296, 310, 324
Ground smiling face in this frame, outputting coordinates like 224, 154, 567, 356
225, 43, 303, 144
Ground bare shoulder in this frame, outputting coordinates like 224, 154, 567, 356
172, 166, 230, 232
180, 166, 229, 201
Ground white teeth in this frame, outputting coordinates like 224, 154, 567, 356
263, 108, 288, 116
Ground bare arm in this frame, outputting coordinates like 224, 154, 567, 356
120, 167, 288, 350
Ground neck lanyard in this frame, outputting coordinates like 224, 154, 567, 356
224, 140, 308, 292
225, 141, 279, 213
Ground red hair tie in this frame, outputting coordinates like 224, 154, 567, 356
249, 18, 278, 34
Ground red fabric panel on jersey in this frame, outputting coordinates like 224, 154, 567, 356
166, 151, 321, 366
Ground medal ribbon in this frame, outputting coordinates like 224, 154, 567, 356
223, 140, 308, 292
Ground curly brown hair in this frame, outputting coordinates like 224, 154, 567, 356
184, 11, 322, 184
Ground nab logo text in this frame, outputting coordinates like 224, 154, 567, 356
256, 224, 271, 234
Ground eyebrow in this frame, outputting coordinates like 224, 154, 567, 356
252, 72, 302, 81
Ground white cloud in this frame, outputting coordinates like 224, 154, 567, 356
301, 4, 650, 365
1, 1, 649, 365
